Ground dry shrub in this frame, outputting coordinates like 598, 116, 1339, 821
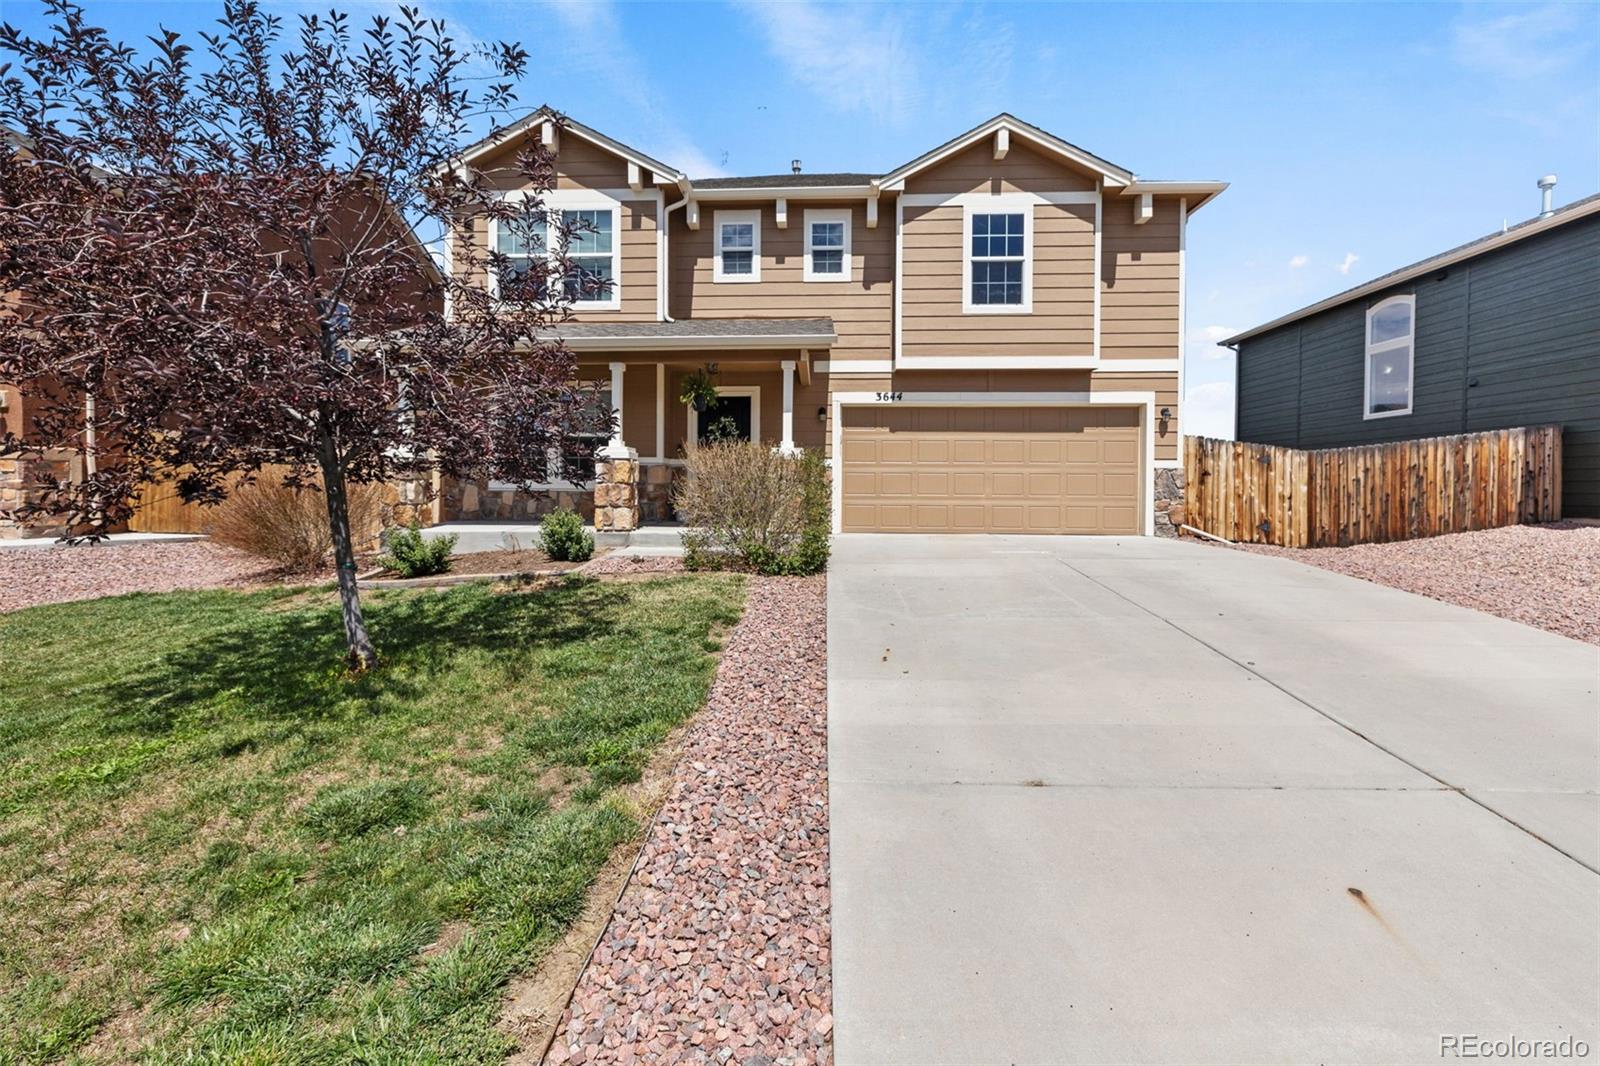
674, 442, 829, 574
208, 473, 387, 572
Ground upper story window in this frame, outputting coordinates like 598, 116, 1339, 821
964, 203, 1032, 313
493, 203, 621, 310
714, 210, 761, 282
1364, 294, 1414, 419
804, 209, 852, 282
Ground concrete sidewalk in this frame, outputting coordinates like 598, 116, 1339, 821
828, 535, 1599, 1065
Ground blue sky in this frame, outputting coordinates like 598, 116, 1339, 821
9, 0, 1599, 435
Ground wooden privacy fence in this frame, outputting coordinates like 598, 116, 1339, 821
129, 465, 403, 546
1183, 425, 1563, 548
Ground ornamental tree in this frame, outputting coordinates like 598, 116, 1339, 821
0, 1, 610, 669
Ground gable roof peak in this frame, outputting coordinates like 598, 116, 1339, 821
879, 112, 1135, 191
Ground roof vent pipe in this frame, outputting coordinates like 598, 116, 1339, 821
1537, 174, 1557, 219
791, 159, 802, 174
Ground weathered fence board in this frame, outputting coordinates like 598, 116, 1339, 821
1183, 425, 1563, 548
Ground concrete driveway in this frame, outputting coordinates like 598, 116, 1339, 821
828, 535, 1599, 1065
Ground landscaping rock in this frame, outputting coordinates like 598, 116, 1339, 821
1234, 520, 1600, 645
0, 541, 289, 612
548, 575, 831, 1064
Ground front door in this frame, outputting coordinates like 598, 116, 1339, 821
698, 395, 754, 444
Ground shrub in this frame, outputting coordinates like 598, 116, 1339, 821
675, 443, 829, 575
379, 522, 456, 577
540, 508, 594, 561
208, 473, 385, 573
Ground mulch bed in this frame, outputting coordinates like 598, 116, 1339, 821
578, 555, 689, 577
1234, 520, 1600, 645
0, 540, 294, 613
547, 574, 832, 1065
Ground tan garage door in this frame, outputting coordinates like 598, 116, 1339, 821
840, 405, 1142, 534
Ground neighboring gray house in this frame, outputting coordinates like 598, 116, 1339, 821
1225, 192, 1600, 518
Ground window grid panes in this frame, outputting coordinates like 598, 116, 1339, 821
495, 217, 548, 294
562, 209, 614, 303
810, 221, 845, 275
970, 212, 1025, 305
720, 222, 754, 276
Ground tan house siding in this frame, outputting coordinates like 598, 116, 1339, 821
900, 200, 1096, 359
1100, 195, 1182, 361
457, 132, 661, 321
823, 367, 1179, 461
1092, 370, 1180, 461
668, 201, 891, 367
903, 140, 1098, 196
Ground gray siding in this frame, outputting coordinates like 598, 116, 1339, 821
1236, 213, 1600, 517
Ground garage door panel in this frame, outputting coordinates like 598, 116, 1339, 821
840, 405, 1141, 535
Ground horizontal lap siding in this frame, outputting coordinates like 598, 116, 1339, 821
901, 201, 1095, 359
1099, 196, 1181, 362
903, 141, 1098, 195
669, 200, 891, 368
475, 134, 631, 192
1093, 370, 1179, 461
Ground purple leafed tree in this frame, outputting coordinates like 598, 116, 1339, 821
0, 0, 611, 668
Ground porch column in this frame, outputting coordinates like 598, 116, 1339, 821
779, 359, 798, 455
602, 361, 630, 458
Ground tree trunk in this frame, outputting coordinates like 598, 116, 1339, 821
316, 424, 378, 671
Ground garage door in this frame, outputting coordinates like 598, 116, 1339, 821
840, 405, 1141, 534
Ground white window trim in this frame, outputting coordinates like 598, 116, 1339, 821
714, 209, 762, 283
803, 208, 853, 282
490, 189, 624, 311
1363, 294, 1415, 420
962, 197, 1034, 314
687, 385, 761, 444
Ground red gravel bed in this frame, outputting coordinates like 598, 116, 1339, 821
579, 554, 689, 576
548, 575, 831, 1065
0, 540, 291, 613
1235, 521, 1600, 645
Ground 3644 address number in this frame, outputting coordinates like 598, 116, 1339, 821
875, 391, 904, 402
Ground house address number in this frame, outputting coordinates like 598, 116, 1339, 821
875, 391, 904, 402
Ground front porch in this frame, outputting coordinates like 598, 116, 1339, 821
436, 319, 834, 530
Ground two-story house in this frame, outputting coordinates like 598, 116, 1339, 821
441, 109, 1225, 536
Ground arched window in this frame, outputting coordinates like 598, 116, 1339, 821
1365, 294, 1414, 418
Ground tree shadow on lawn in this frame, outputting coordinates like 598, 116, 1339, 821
92, 576, 649, 743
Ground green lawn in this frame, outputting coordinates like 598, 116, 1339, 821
0, 573, 744, 1064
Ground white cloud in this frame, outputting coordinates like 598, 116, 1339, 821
1337, 252, 1360, 275
1188, 325, 1241, 361
735, 0, 919, 123
1453, 3, 1594, 80
1183, 381, 1235, 441
1288, 255, 1309, 269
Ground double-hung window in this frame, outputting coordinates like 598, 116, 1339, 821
965, 206, 1030, 312
804, 209, 851, 281
714, 210, 761, 282
493, 202, 620, 310
1364, 294, 1414, 418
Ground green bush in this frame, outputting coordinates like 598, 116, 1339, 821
539, 508, 594, 561
676, 444, 829, 575
378, 522, 455, 578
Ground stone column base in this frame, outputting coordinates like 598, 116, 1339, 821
1153, 468, 1186, 538
594, 449, 640, 532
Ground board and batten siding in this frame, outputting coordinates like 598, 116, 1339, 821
1235, 212, 1600, 516
667, 199, 891, 368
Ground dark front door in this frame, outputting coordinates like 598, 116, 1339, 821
699, 395, 753, 443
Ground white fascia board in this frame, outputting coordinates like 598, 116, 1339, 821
894, 355, 1099, 370
560, 332, 836, 352
692, 185, 877, 201
879, 115, 1134, 192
